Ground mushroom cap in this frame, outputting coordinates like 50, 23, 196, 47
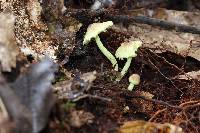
115, 40, 142, 60
129, 74, 140, 85
83, 21, 113, 45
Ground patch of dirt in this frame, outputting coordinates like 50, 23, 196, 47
0, 0, 200, 133
49, 26, 200, 132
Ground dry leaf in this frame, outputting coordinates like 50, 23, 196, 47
0, 11, 19, 72
54, 71, 97, 100
69, 110, 94, 128
26, 0, 42, 25
150, 8, 200, 28
175, 70, 200, 80
91, 0, 114, 10
124, 8, 200, 28
41, 0, 65, 21
132, 91, 154, 112
136, 91, 154, 99
122, 24, 200, 61
0, 97, 8, 119
0, 97, 10, 133
0, 75, 32, 133
10, 58, 57, 133
0, 97, 9, 125
0, 59, 57, 133
119, 120, 183, 133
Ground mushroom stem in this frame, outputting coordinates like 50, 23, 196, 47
95, 35, 118, 71
116, 57, 132, 81
128, 83, 134, 91
121, 57, 132, 76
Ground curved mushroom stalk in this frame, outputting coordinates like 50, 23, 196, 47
116, 57, 132, 81
95, 35, 118, 71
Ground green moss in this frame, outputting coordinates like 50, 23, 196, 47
63, 101, 76, 111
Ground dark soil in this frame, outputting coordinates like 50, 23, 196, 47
48, 27, 200, 132
3, 0, 198, 132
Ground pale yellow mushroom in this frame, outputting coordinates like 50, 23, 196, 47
128, 74, 140, 91
83, 21, 118, 71
115, 40, 142, 81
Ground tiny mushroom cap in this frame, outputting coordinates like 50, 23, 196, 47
83, 21, 113, 45
129, 74, 140, 85
115, 40, 142, 60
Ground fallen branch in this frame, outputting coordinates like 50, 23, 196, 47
131, 96, 182, 110
105, 14, 200, 34
148, 108, 167, 122
67, 9, 200, 34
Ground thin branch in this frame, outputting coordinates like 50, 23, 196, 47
179, 100, 200, 107
146, 53, 183, 95
129, 95, 182, 110
149, 49, 184, 74
105, 14, 200, 34
148, 108, 167, 122
72, 94, 111, 102
67, 8, 200, 34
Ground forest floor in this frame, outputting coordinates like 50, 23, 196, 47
0, 0, 200, 133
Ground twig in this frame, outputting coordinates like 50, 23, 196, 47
146, 54, 183, 95
179, 100, 200, 108
183, 103, 200, 109
149, 49, 184, 74
67, 8, 200, 34
130, 95, 182, 110
72, 94, 111, 102
148, 100, 200, 123
105, 15, 200, 34
149, 108, 167, 122
87, 94, 112, 102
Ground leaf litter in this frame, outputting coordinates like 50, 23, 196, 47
0, 0, 200, 133
0, 58, 57, 132
0, 11, 19, 72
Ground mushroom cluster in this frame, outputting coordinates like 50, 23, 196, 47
83, 21, 142, 87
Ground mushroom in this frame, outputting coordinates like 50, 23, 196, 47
128, 74, 140, 91
115, 40, 142, 81
83, 21, 118, 71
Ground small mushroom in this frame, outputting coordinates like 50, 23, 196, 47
115, 40, 142, 81
83, 21, 118, 71
128, 74, 140, 91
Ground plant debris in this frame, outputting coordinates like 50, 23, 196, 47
119, 120, 183, 133
69, 110, 94, 128
0, 59, 57, 132
55, 71, 100, 101
0, 11, 19, 72
0, 0, 200, 133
